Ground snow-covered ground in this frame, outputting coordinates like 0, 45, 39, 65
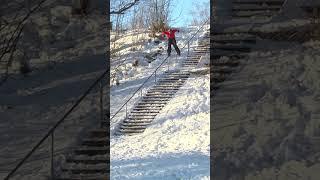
0, 2, 106, 178
110, 25, 210, 179
212, 37, 320, 180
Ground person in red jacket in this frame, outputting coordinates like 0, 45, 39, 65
162, 28, 181, 56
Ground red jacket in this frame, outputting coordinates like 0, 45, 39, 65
162, 29, 179, 39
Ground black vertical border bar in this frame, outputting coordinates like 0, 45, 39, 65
210, 0, 215, 178
106, 0, 111, 178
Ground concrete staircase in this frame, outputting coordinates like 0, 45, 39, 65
117, 70, 190, 135
57, 128, 108, 180
56, 31, 209, 178
211, 0, 287, 90
116, 32, 210, 135
211, 33, 256, 90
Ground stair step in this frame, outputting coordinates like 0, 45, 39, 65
160, 79, 187, 82
184, 63, 198, 65
119, 129, 145, 133
156, 81, 184, 84
129, 115, 158, 119
161, 77, 188, 80
74, 147, 108, 156
145, 94, 175, 97
58, 172, 108, 180
233, 4, 281, 11
146, 92, 174, 98
233, 0, 284, 5
88, 129, 108, 138
122, 122, 152, 126
131, 109, 160, 112
211, 53, 246, 60
184, 61, 198, 63
164, 75, 189, 78
66, 157, 108, 164
128, 117, 155, 120
136, 104, 165, 107
156, 81, 184, 83
151, 85, 181, 88
143, 96, 172, 98
138, 102, 167, 105
233, 10, 278, 17
212, 67, 234, 74
212, 61, 240, 66
147, 90, 176, 93
185, 60, 199, 62
213, 44, 251, 52
193, 51, 209, 53
140, 98, 170, 102
152, 86, 182, 89
151, 88, 179, 92
82, 138, 108, 146
149, 89, 179, 91
132, 108, 162, 111
153, 84, 183, 87
124, 119, 153, 123
129, 113, 157, 116
213, 49, 250, 55
166, 72, 190, 75
120, 125, 147, 129
61, 166, 107, 174
158, 78, 186, 83
213, 38, 256, 44
162, 76, 188, 78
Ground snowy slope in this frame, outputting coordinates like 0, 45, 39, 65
0, 2, 106, 178
110, 25, 210, 179
212, 38, 320, 179
111, 73, 210, 180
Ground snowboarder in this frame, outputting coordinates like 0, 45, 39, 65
162, 28, 181, 57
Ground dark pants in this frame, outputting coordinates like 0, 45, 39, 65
167, 38, 180, 56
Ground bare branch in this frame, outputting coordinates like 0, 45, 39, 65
110, 0, 139, 14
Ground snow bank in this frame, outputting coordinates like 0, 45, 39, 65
111, 74, 210, 179
212, 40, 320, 179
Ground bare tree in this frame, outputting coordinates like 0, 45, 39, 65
0, 0, 49, 85
111, 0, 140, 15
190, 2, 210, 26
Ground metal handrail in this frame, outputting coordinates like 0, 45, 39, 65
5, 69, 108, 180
110, 19, 209, 121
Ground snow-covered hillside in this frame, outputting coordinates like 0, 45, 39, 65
212, 39, 320, 180
110, 25, 210, 179
0, 1, 107, 179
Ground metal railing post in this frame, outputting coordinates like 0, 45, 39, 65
125, 104, 127, 118
155, 70, 157, 83
51, 132, 54, 179
188, 41, 190, 56
99, 82, 103, 127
